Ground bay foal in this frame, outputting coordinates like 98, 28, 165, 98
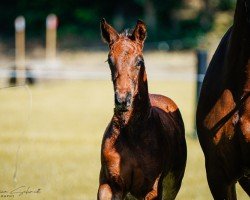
97, 19, 187, 200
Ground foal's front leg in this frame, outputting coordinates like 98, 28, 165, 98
98, 183, 124, 200
98, 167, 124, 200
144, 174, 161, 200
144, 190, 158, 200
98, 183, 113, 200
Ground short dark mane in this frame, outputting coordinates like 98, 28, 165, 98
120, 28, 134, 37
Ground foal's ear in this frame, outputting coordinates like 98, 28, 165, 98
131, 20, 147, 46
100, 18, 119, 45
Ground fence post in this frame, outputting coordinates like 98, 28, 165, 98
14, 16, 26, 85
196, 50, 207, 101
194, 49, 208, 138
46, 14, 58, 67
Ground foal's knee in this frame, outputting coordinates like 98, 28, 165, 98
98, 184, 112, 200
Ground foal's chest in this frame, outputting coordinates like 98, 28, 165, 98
102, 131, 164, 193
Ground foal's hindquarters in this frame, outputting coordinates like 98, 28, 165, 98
98, 95, 187, 200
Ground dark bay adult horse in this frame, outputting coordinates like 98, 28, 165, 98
196, 0, 250, 199
97, 19, 187, 199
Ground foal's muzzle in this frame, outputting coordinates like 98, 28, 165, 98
115, 91, 132, 111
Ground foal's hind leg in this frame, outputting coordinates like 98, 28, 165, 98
238, 176, 250, 196
160, 170, 185, 200
160, 144, 186, 199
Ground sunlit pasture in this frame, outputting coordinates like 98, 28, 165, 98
0, 80, 248, 199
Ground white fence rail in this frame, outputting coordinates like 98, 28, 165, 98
0, 65, 200, 81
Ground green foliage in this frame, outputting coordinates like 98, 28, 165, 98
218, 0, 236, 11
0, 0, 236, 49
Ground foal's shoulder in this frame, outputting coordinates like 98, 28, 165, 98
149, 94, 178, 113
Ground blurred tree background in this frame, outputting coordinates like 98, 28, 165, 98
0, 0, 236, 49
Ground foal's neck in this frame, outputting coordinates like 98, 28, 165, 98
114, 70, 151, 131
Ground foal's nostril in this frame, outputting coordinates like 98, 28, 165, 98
115, 91, 131, 107
115, 92, 124, 105
126, 92, 132, 105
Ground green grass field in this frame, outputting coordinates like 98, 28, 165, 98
0, 80, 248, 199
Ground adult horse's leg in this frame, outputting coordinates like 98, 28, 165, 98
238, 176, 250, 196
206, 160, 237, 200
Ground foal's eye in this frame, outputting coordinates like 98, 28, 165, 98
107, 58, 112, 66
107, 56, 115, 67
136, 59, 144, 68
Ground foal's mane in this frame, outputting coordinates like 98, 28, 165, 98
120, 29, 134, 38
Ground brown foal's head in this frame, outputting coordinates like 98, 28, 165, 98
100, 18, 147, 112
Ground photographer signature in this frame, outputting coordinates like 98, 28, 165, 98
0, 186, 41, 197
